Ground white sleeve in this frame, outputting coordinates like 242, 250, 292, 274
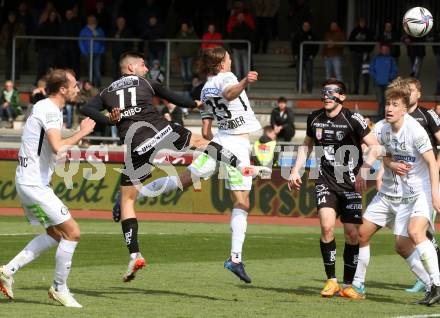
37, 109, 62, 131
413, 126, 432, 154
219, 73, 239, 93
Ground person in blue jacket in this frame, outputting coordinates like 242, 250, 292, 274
369, 43, 397, 120
79, 14, 106, 87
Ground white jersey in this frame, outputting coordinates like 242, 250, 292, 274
379, 114, 432, 197
373, 119, 402, 197
200, 71, 261, 134
15, 98, 63, 186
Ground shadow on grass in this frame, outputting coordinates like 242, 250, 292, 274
112, 286, 235, 302
240, 284, 408, 305
1, 297, 53, 306
239, 284, 317, 296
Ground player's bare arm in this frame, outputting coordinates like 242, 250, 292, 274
288, 135, 314, 191
222, 71, 258, 101
201, 118, 214, 141
46, 117, 96, 153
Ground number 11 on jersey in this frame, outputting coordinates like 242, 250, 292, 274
116, 87, 137, 110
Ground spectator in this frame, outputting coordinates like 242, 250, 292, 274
79, 14, 106, 88
0, 11, 26, 80
348, 17, 374, 95
252, 0, 280, 54
30, 78, 47, 104
17, 2, 36, 72
35, 10, 60, 82
147, 60, 165, 83
59, 9, 82, 77
227, 1, 255, 33
201, 23, 223, 49
112, 16, 133, 80
175, 21, 199, 84
288, 0, 312, 47
403, 34, 426, 79
92, 0, 111, 35
162, 100, 184, 126
229, 12, 254, 80
137, 0, 162, 35
322, 21, 345, 81
141, 15, 165, 66
433, 28, 440, 95
270, 96, 295, 141
76, 80, 99, 106
291, 21, 319, 93
377, 21, 400, 62
369, 43, 397, 120
1, 80, 21, 127
253, 125, 277, 167
37, 1, 61, 25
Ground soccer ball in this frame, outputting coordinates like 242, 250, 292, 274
403, 7, 434, 37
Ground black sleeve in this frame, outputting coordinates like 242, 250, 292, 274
150, 80, 197, 108
283, 108, 295, 130
426, 109, 440, 135
80, 95, 112, 126
306, 113, 314, 138
349, 112, 370, 140
270, 109, 276, 127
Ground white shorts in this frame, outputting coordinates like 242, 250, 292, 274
363, 193, 399, 229
16, 183, 71, 228
188, 133, 252, 191
394, 192, 436, 238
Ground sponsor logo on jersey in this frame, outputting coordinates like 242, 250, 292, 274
134, 125, 172, 155
351, 113, 368, 129
218, 116, 246, 130
414, 135, 430, 150
324, 130, 334, 134
60, 206, 69, 215
121, 106, 142, 118
428, 109, 440, 126
336, 131, 345, 141
316, 128, 322, 140
108, 76, 139, 92
393, 154, 416, 163
346, 203, 362, 210
46, 112, 60, 124
201, 87, 222, 101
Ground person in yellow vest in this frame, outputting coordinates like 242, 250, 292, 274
253, 125, 277, 167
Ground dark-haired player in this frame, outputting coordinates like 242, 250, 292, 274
81, 52, 268, 282
288, 79, 380, 297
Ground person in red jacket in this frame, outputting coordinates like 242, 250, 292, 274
201, 23, 223, 49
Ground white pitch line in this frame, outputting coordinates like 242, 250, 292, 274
0, 232, 173, 236
392, 314, 440, 318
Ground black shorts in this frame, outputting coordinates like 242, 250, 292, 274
120, 123, 192, 186
315, 183, 363, 224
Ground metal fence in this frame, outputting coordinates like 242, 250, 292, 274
11, 35, 251, 87
298, 40, 440, 94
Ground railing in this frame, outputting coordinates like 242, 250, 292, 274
298, 40, 440, 94
11, 36, 251, 87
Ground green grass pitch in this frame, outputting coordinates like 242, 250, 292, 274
0, 216, 438, 318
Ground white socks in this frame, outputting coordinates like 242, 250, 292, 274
406, 249, 431, 286
416, 239, 440, 286
54, 239, 78, 292
138, 176, 179, 198
230, 208, 248, 263
352, 245, 370, 288
4, 234, 58, 276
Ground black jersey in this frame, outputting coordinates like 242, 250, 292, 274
81, 74, 197, 149
306, 107, 370, 191
409, 106, 440, 154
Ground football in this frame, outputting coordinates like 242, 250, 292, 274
402, 7, 434, 37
